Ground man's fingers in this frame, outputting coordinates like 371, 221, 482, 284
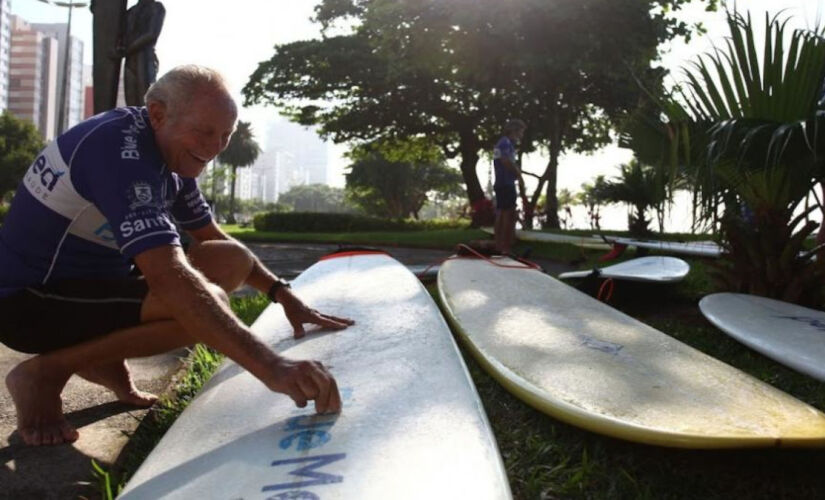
320, 313, 355, 326
289, 316, 306, 339
285, 361, 341, 414
309, 311, 351, 330
306, 362, 341, 414
289, 381, 308, 408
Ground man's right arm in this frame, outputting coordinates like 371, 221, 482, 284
134, 245, 341, 413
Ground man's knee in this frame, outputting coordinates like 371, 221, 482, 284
209, 282, 230, 306
187, 240, 254, 292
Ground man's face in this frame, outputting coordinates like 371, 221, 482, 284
149, 89, 237, 178
513, 127, 526, 142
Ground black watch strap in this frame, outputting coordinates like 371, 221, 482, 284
267, 278, 291, 303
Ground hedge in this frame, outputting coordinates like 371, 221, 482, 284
252, 212, 469, 232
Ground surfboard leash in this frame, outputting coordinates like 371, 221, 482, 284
412, 244, 543, 280
597, 278, 615, 303
453, 244, 542, 270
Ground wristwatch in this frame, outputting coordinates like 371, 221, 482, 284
267, 278, 291, 303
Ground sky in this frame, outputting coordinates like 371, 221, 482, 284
10, 0, 825, 230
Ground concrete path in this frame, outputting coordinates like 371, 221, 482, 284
0, 243, 571, 499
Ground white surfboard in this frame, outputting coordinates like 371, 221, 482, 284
120, 252, 511, 499
438, 257, 825, 448
606, 237, 723, 258
515, 230, 611, 250
558, 256, 690, 283
480, 227, 611, 250
700, 293, 825, 382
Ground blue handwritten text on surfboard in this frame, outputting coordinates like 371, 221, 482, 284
776, 315, 825, 332
263, 453, 347, 492
262, 388, 353, 496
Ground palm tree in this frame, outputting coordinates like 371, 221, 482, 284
578, 176, 608, 230
599, 159, 674, 237
218, 121, 261, 224
677, 9, 825, 304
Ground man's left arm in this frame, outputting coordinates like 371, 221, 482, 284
187, 221, 354, 338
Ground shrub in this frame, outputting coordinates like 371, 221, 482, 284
252, 212, 470, 232
254, 212, 406, 232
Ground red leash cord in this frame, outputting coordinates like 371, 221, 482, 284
415, 243, 542, 280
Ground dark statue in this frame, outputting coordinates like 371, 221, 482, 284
90, 0, 127, 114
123, 0, 165, 106
91, 0, 165, 112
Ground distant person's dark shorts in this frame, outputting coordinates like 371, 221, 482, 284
494, 184, 517, 210
0, 277, 149, 354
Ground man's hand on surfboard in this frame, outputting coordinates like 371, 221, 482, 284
271, 358, 342, 414
276, 287, 355, 339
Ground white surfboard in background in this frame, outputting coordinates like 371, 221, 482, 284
606, 237, 723, 258
558, 256, 690, 283
700, 293, 825, 382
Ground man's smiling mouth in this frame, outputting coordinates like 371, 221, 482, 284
190, 152, 209, 164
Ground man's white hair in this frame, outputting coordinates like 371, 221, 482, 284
144, 64, 234, 116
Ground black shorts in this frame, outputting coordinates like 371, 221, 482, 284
0, 277, 149, 354
494, 184, 518, 210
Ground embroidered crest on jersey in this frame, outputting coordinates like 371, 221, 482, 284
128, 182, 154, 209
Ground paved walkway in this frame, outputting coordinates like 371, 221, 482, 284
0, 243, 571, 499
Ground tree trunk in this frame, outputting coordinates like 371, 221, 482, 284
542, 113, 563, 229
458, 131, 489, 226
227, 165, 238, 224
459, 148, 483, 203
543, 145, 560, 229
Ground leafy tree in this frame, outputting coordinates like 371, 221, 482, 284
277, 184, 356, 213
0, 112, 44, 197
243, 0, 713, 227
218, 121, 261, 223
345, 142, 463, 219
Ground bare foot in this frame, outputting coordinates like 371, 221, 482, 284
78, 360, 157, 407
5, 358, 78, 446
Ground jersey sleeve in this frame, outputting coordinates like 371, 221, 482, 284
493, 137, 513, 161
70, 125, 181, 258
171, 177, 213, 230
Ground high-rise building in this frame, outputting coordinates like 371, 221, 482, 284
0, 0, 12, 112
8, 16, 59, 140
264, 120, 328, 199
31, 22, 84, 135
39, 36, 58, 140
83, 62, 93, 119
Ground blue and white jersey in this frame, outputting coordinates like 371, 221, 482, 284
0, 107, 212, 297
493, 135, 517, 186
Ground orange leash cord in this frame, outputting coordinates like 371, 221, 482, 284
597, 278, 615, 303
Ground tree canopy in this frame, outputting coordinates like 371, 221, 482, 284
278, 183, 356, 213
0, 112, 44, 197
345, 142, 463, 219
244, 0, 714, 226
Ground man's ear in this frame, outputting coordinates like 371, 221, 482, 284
147, 100, 168, 129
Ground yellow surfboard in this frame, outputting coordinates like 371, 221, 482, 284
437, 257, 825, 448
